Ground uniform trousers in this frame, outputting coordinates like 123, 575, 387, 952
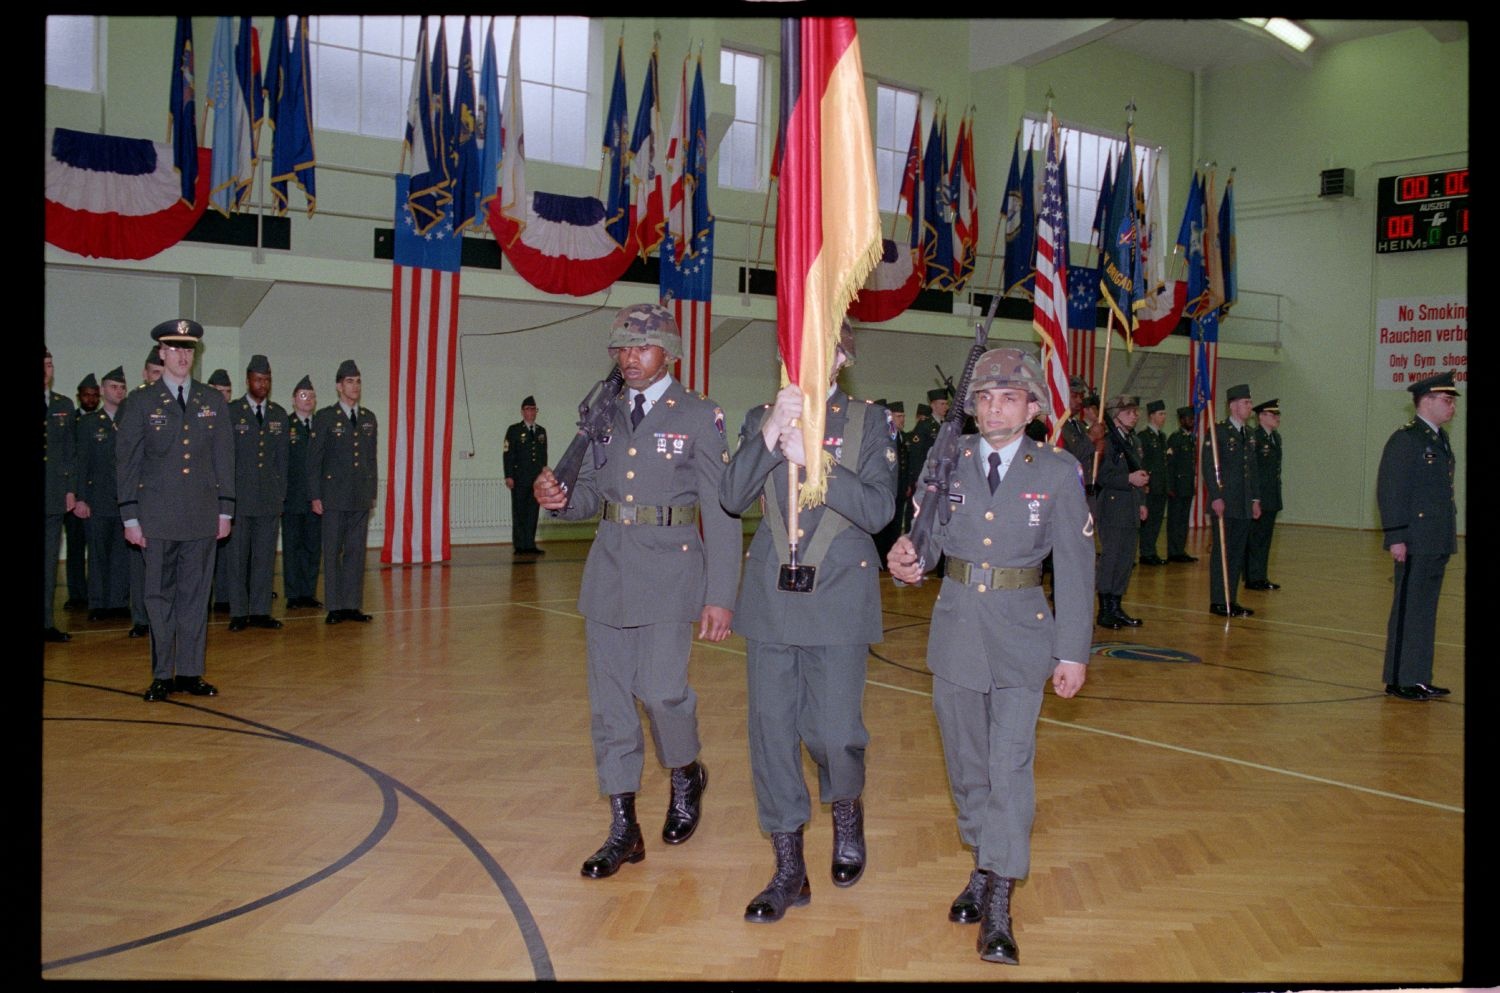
128, 545, 149, 626
142, 537, 215, 680
65, 513, 88, 602
932, 674, 1045, 879
510, 481, 541, 552
281, 511, 322, 601
212, 535, 231, 606
1139, 492, 1167, 558
1166, 495, 1193, 558
226, 513, 280, 616
1096, 520, 1138, 597
745, 639, 869, 834
1244, 511, 1278, 584
584, 619, 699, 796
1208, 516, 1251, 604
85, 514, 130, 610
321, 509, 370, 612
44, 513, 64, 628
1383, 553, 1449, 687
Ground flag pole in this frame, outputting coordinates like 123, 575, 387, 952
982, 122, 1020, 297
1090, 309, 1117, 485
753, 176, 776, 276
1204, 396, 1232, 629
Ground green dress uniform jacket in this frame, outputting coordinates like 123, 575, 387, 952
76, 407, 129, 610
308, 403, 379, 613
1164, 427, 1196, 558
1201, 418, 1259, 605
1095, 424, 1144, 596
1137, 425, 1168, 559
282, 414, 321, 602
226, 396, 290, 616
44, 391, 77, 630
503, 420, 548, 552
1245, 425, 1282, 585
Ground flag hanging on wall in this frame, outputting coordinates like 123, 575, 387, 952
948, 110, 977, 292
628, 44, 665, 260
661, 58, 715, 393
849, 106, 923, 323
206, 16, 254, 216
920, 107, 953, 291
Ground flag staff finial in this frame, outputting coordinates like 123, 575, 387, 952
1044, 88, 1055, 114
1125, 99, 1136, 125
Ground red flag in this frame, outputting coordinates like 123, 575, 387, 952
1032, 113, 1072, 444
776, 17, 882, 506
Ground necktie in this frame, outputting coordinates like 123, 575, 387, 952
988, 452, 1002, 494
630, 393, 646, 430
349, 409, 357, 428
255, 404, 263, 426
177, 385, 186, 411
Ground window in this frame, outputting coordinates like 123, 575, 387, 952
718, 48, 764, 192
873, 84, 920, 214
1024, 115, 1166, 248
46, 15, 98, 92
307, 15, 593, 167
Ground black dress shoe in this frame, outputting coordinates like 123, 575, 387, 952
227, 616, 249, 631
1139, 555, 1168, 566
143, 678, 173, 702
325, 611, 343, 625
129, 623, 150, 638
830, 796, 866, 887
43, 627, 71, 643
745, 829, 811, 923
344, 609, 373, 623
1230, 603, 1254, 617
1244, 580, 1281, 591
64, 597, 89, 609
1385, 684, 1431, 701
1412, 682, 1451, 697
175, 675, 218, 696
213, 601, 231, 613
532, 548, 546, 556
1168, 554, 1199, 563
581, 793, 645, 878
977, 873, 1020, 965
949, 868, 987, 924
248, 615, 283, 629
1110, 596, 1143, 627
305, 597, 323, 609
662, 761, 708, 844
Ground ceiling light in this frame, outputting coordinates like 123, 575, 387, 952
1240, 17, 1314, 52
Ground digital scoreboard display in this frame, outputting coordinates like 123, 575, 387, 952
1376, 168, 1468, 253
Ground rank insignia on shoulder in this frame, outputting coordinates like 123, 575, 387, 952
664, 397, 677, 407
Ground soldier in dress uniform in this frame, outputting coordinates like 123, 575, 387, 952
225, 355, 289, 631
207, 368, 235, 612
887, 348, 1093, 966
140, 347, 164, 388
1164, 406, 1198, 563
308, 359, 378, 625
44, 347, 77, 643
1377, 372, 1459, 701
1244, 399, 1283, 591
1058, 375, 1100, 478
75, 367, 132, 621
125, 348, 166, 637
64, 374, 100, 610
906, 388, 949, 491
282, 375, 322, 609
1137, 399, 1169, 566
1202, 383, 1261, 617
719, 322, 896, 923
117, 319, 234, 701
1096, 395, 1149, 628
533, 303, 740, 881
873, 399, 908, 563
503, 395, 548, 555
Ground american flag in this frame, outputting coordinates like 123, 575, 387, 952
1032, 113, 1071, 444
662, 59, 714, 393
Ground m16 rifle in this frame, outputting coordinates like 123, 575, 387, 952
550, 366, 625, 512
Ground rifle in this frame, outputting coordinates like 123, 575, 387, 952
550, 366, 626, 511
906, 292, 1001, 572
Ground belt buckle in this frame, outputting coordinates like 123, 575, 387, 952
616, 503, 637, 524
953, 560, 972, 584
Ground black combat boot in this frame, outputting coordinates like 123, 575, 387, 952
580, 793, 645, 878
976, 871, 1020, 965
1096, 593, 1124, 629
744, 828, 811, 923
949, 866, 986, 924
662, 760, 708, 844
830, 796, 865, 887
1111, 595, 1143, 627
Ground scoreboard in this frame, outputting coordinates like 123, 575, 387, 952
1376, 168, 1468, 254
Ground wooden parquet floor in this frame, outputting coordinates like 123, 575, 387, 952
39, 525, 1472, 982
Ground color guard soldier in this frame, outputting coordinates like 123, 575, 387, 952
225, 355, 289, 631
282, 375, 322, 609
44, 346, 77, 643
1202, 384, 1260, 616
1244, 399, 1283, 591
887, 348, 1093, 965
503, 395, 548, 555
1095, 395, 1148, 628
75, 367, 132, 620
1165, 406, 1198, 563
308, 360, 378, 625
1137, 399, 1169, 565
719, 322, 896, 922
533, 303, 740, 881
1377, 372, 1459, 701
64, 374, 100, 610
117, 319, 234, 701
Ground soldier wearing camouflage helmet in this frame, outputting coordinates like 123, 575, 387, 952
888, 347, 1094, 966
534, 302, 741, 881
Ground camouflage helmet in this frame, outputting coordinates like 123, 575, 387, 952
609, 303, 682, 359
965, 347, 1046, 413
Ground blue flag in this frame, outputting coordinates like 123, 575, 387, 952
168, 16, 197, 206
1091, 156, 1114, 248
1098, 135, 1142, 334
206, 17, 251, 216
921, 112, 953, 290
1175, 171, 1204, 255
451, 17, 482, 233
269, 16, 317, 216
1000, 131, 1029, 297
602, 41, 631, 247
402, 18, 448, 233
661, 60, 713, 303
475, 18, 502, 221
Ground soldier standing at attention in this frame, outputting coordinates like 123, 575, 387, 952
1095, 395, 1149, 628
117, 319, 234, 701
1203, 383, 1261, 617
125, 348, 166, 638
719, 322, 896, 923
282, 376, 322, 610
1137, 399, 1169, 566
44, 347, 78, 643
533, 304, 740, 881
309, 360, 378, 625
64, 374, 100, 611
1377, 372, 1459, 701
1058, 375, 1101, 479
141, 347, 164, 388
503, 396, 548, 556
887, 348, 1093, 966
1165, 406, 1198, 563
75, 367, 132, 621
225, 355, 289, 631
1244, 399, 1283, 591
906, 389, 949, 494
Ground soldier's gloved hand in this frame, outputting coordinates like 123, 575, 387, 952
533, 467, 568, 510
761, 385, 803, 452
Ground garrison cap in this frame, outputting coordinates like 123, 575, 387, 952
1253, 399, 1280, 415
887, 400, 904, 413
294, 374, 314, 393
1225, 383, 1252, 402
336, 359, 361, 381
609, 303, 682, 359
1176, 405, 1194, 420
1408, 371, 1460, 399
1107, 394, 1141, 415
207, 368, 231, 387
1146, 399, 1165, 414
927, 387, 950, 402
916, 403, 932, 417
102, 366, 127, 385
151, 318, 204, 345
77, 373, 98, 391
144, 347, 164, 368
965, 347, 1046, 412
522, 395, 537, 408
246, 354, 271, 375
